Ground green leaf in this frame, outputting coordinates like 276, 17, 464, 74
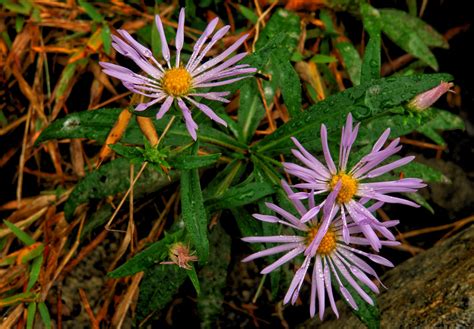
417, 108, 464, 145
27, 255, 43, 291
136, 264, 187, 321
205, 182, 275, 212
36, 108, 136, 144
405, 192, 434, 213
170, 153, 221, 170
380, 9, 442, 70
181, 142, 209, 264
101, 24, 112, 54
108, 229, 185, 278
253, 74, 452, 156
187, 265, 201, 295
3, 220, 35, 246
38, 302, 52, 329
380, 9, 448, 49
360, 4, 382, 83
78, 0, 103, 22
231, 207, 263, 242
0, 292, 38, 307
27, 302, 37, 329
238, 5, 258, 24
37, 108, 247, 152
197, 223, 231, 328
82, 204, 113, 237
238, 79, 265, 143
255, 9, 300, 56
64, 158, 175, 220
336, 42, 362, 85
393, 160, 449, 183
310, 54, 338, 63
202, 160, 246, 199
272, 53, 302, 117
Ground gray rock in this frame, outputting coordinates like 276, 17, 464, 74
300, 225, 474, 329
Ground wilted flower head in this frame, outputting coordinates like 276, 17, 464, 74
283, 113, 425, 251
408, 81, 454, 111
161, 242, 198, 270
242, 181, 398, 319
100, 8, 256, 140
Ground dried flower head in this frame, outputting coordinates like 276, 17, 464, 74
161, 242, 198, 270
100, 8, 256, 140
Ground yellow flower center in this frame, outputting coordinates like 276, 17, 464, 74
307, 226, 337, 255
329, 172, 358, 204
161, 67, 192, 96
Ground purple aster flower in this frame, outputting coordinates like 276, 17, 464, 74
242, 180, 398, 319
283, 113, 426, 251
100, 8, 256, 140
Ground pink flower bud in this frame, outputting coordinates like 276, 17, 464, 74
408, 81, 454, 111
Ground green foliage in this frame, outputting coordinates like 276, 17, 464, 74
38, 302, 52, 329
64, 158, 175, 220
136, 264, 188, 322
181, 142, 209, 264
27, 255, 43, 291
238, 79, 265, 143
78, 0, 103, 22
254, 73, 452, 156
108, 230, 185, 278
26, 302, 37, 329
379, 8, 447, 70
197, 224, 231, 328
360, 3, 382, 83
3, 220, 35, 246
417, 108, 465, 145
205, 182, 275, 212
336, 42, 362, 85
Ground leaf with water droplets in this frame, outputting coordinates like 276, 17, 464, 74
205, 182, 275, 212
181, 142, 209, 264
253, 73, 452, 156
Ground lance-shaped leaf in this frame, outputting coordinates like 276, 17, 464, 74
253, 73, 452, 156
181, 142, 209, 264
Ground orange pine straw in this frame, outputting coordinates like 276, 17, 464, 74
136, 116, 159, 147
79, 288, 100, 329
96, 108, 133, 168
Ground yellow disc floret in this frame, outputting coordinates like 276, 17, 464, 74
306, 226, 337, 255
162, 67, 192, 97
329, 172, 358, 204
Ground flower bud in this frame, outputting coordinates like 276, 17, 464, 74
408, 81, 454, 111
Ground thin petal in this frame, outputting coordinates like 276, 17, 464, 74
175, 8, 185, 66
242, 243, 301, 262
321, 124, 337, 174
156, 96, 174, 119
261, 246, 305, 274
155, 14, 171, 66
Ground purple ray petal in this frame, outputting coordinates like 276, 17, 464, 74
242, 235, 304, 244
156, 96, 174, 119
175, 8, 185, 66
242, 243, 301, 262
261, 246, 305, 274
185, 97, 227, 127
155, 14, 171, 66
320, 124, 337, 174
